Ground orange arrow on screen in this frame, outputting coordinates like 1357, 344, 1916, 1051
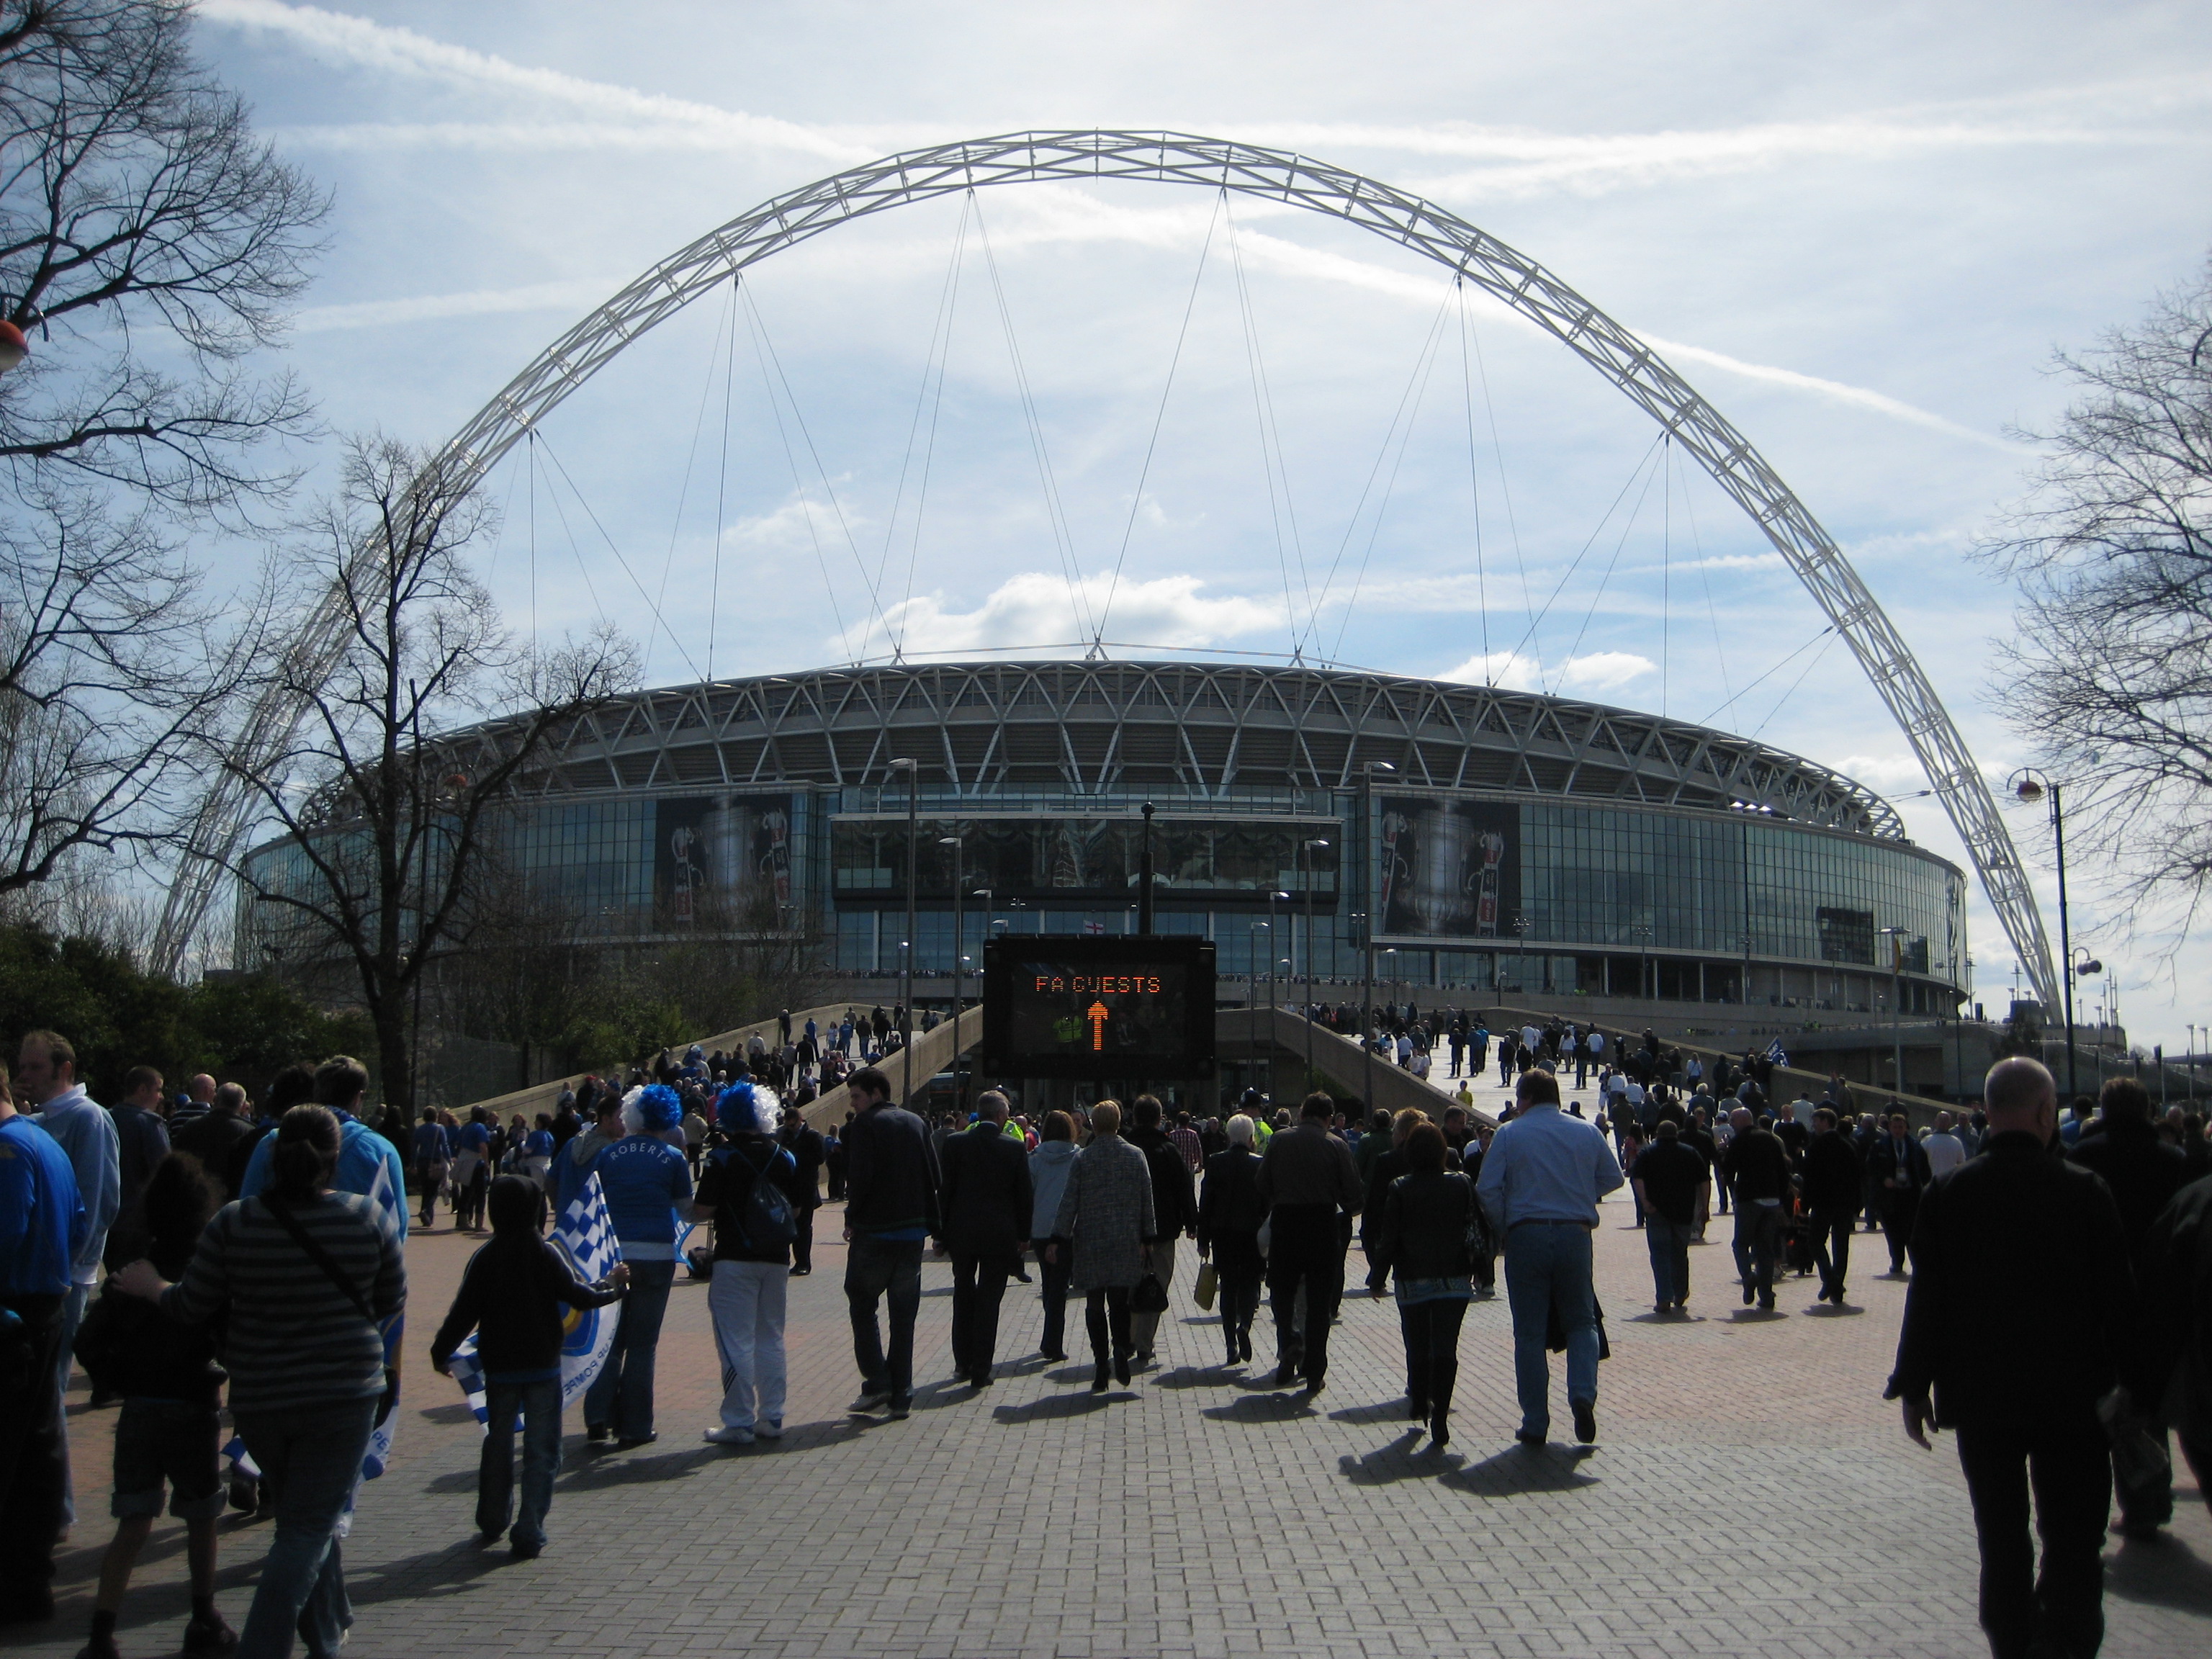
1086, 1000, 1110, 1051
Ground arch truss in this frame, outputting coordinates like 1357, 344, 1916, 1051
156, 130, 2057, 1007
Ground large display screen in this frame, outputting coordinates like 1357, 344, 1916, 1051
1376, 794, 1520, 940
981, 935, 1216, 1079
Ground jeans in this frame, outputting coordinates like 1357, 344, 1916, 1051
1732, 1201, 1784, 1302
1038, 1239, 1073, 1357
1084, 1285, 1133, 1365
584, 1257, 675, 1440
478, 1378, 560, 1548
1645, 1215, 1694, 1306
0, 1293, 66, 1618
1808, 1208, 1855, 1299
708, 1259, 788, 1429
1398, 1296, 1468, 1414
845, 1233, 923, 1406
50, 1280, 86, 1529
233, 1399, 377, 1659
1266, 1206, 1346, 1385
1213, 1232, 1264, 1357
792, 1206, 816, 1272
1954, 1406, 2111, 1659
1130, 1236, 1178, 1356
1503, 1222, 1598, 1438
949, 1248, 1011, 1382
1882, 1187, 1921, 1272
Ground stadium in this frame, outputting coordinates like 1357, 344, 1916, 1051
243, 657, 1966, 1024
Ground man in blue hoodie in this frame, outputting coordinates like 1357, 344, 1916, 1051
584, 1087, 693, 1449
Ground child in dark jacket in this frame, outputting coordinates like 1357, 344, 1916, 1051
430, 1175, 626, 1557
77, 1153, 234, 1659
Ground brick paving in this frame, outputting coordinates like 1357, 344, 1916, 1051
19, 1100, 2212, 1659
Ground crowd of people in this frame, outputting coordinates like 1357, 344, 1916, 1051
4, 1011, 2212, 1659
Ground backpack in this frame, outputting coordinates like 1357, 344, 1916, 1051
724, 1142, 797, 1251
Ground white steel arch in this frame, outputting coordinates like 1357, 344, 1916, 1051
158, 130, 2057, 1006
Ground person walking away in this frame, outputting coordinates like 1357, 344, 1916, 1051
429, 1175, 626, 1554
1048, 1100, 1154, 1392
409, 1110, 451, 1230
104, 1066, 173, 1280
938, 1091, 1033, 1390
73, 1156, 237, 1658
0, 1058, 88, 1627
693, 1083, 811, 1444
2067, 1076, 2188, 1539
114, 1105, 406, 1659
19, 1030, 118, 1533
776, 1108, 827, 1275
2144, 1160, 2212, 1521
1197, 1113, 1268, 1368
1364, 1122, 1479, 1446
1124, 1095, 1197, 1367
1477, 1069, 1623, 1446
451, 1108, 493, 1232
1887, 1058, 2143, 1659
583, 1086, 693, 1448
520, 1115, 555, 1187
1922, 1111, 1968, 1183
1254, 1092, 1364, 1397
1028, 1113, 1083, 1362
1802, 1107, 1865, 1305
1722, 1107, 1793, 1311
840, 1067, 940, 1421
174, 1084, 256, 1203
1631, 1120, 1709, 1313
823, 1123, 848, 1202
1869, 1110, 1933, 1275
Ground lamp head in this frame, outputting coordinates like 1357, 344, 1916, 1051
2013, 775, 2045, 804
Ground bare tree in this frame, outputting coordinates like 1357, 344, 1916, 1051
0, 1, 325, 899
225, 436, 639, 1116
1981, 251, 2212, 926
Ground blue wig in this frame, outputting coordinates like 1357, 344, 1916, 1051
624, 1082, 684, 1136
716, 1079, 783, 1135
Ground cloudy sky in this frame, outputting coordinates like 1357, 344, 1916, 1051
192, 0, 2212, 1053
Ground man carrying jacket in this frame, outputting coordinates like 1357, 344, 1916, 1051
2068, 1076, 2189, 1539
1887, 1057, 2141, 1659
938, 1091, 1033, 1390
1125, 1094, 1197, 1368
841, 1067, 940, 1421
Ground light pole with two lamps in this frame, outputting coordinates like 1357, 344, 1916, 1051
1300, 837, 1330, 1088
889, 757, 919, 1107
2009, 768, 2085, 1102
1357, 759, 1396, 1114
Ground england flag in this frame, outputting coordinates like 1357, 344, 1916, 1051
448, 1171, 624, 1426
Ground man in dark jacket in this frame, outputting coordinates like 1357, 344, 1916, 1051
1868, 1110, 1933, 1274
2144, 1168, 2212, 1522
1800, 1107, 1864, 1305
1255, 1092, 1364, 1395
1125, 1094, 1197, 1367
776, 1110, 827, 1276
171, 1084, 255, 1202
840, 1067, 940, 1421
1721, 1107, 1794, 1311
103, 1067, 171, 1274
1887, 1058, 2140, 1659
2068, 1076, 2190, 1538
938, 1092, 1033, 1390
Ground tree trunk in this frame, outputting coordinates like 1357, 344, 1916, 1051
375, 996, 413, 1123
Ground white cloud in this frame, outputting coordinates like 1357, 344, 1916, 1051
1835, 753, 1932, 793
1438, 648, 1653, 696
858, 571, 1281, 660
292, 278, 621, 332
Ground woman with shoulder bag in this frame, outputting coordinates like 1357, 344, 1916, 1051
1046, 1101, 1154, 1392
1364, 1122, 1478, 1447
114, 1105, 406, 1659
1197, 1113, 1268, 1368
410, 1109, 451, 1229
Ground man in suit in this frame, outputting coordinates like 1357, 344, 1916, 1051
938, 1091, 1033, 1390
1887, 1057, 2141, 1659
1868, 1109, 1933, 1275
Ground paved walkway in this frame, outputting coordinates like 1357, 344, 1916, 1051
22, 1124, 2212, 1659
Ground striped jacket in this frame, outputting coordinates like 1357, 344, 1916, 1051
161, 1192, 406, 1413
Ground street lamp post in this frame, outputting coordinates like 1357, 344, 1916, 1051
1249, 922, 1269, 1012
2071, 948, 2103, 1094
1512, 913, 1533, 1004
938, 834, 966, 1114
1632, 922, 1653, 1003
1265, 889, 1290, 1012
890, 757, 918, 1107
1879, 926, 1906, 1094
1357, 760, 1396, 1115
2010, 768, 2083, 1101
1300, 837, 1329, 1089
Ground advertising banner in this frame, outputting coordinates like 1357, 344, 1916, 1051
1376, 795, 1520, 940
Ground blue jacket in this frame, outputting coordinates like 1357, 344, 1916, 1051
240, 1113, 410, 1239
591, 1136, 694, 1259
0, 1114, 89, 1298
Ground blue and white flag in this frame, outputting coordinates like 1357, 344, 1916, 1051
447, 1171, 624, 1427
1764, 1038, 1789, 1068
359, 1148, 407, 1480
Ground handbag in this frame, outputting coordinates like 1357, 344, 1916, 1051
1132, 1272, 1169, 1314
1193, 1260, 1219, 1311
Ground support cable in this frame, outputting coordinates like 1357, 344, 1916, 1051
1698, 624, 1835, 727
1750, 629, 1842, 739
1465, 314, 1534, 667
879, 197, 974, 663
1503, 427, 1668, 673
1680, 444, 1732, 711
1223, 197, 1313, 658
534, 431, 704, 682
1094, 192, 1223, 651
1457, 282, 1491, 674
1661, 431, 1671, 719
971, 196, 1094, 644
1552, 439, 1665, 696
652, 279, 734, 683
709, 274, 738, 681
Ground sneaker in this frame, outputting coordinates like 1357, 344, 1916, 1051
849, 1389, 890, 1413
703, 1425, 755, 1446
1571, 1399, 1598, 1444
184, 1614, 240, 1656
754, 1419, 783, 1439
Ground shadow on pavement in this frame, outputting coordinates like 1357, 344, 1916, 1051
555, 1444, 719, 1490
1329, 1400, 1417, 1425
2107, 1535, 2212, 1617
1440, 1444, 1601, 1496
1202, 1393, 1316, 1424
992, 1392, 1117, 1422
1338, 1430, 1435, 1484
1152, 1364, 1234, 1390
418, 1401, 479, 1425
342, 1537, 510, 1606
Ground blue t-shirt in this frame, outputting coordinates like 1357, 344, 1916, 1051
459, 1122, 491, 1154
523, 1129, 554, 1157
0, 1114, 87, 1297
591, 1136, 695, 1259
412, 1123, 451, 1165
